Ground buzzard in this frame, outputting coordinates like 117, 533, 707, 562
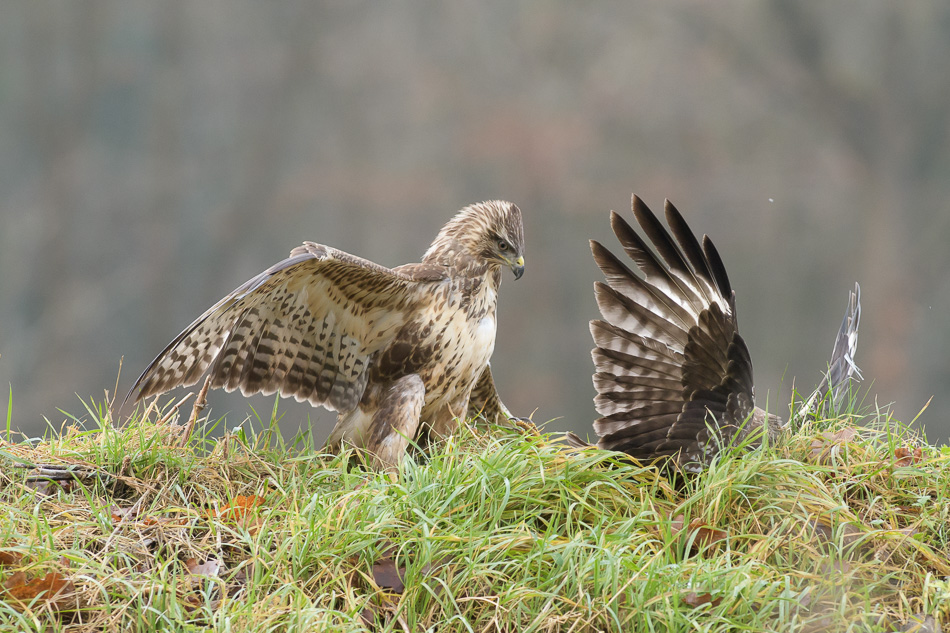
570, 196, 861, 472
127, 200, 526, 470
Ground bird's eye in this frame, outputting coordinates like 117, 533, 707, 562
498, 240, 509, 252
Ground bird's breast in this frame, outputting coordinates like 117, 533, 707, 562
473, 314, 497, 353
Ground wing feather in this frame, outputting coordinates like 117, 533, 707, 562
466, 364, 519, 425
588, 197, 757, 468
127, 242, 445, 412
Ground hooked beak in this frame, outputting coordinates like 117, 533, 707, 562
508, 255, 525, 280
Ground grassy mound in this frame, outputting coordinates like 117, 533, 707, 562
0, 395, 947, 632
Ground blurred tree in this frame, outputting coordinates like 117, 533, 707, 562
1, 1, 947, 441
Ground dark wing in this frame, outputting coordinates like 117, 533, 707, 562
467, 363, 517, 425
589, 196, 757, 466
796, 282, 862, 419
126, 242, 446, 413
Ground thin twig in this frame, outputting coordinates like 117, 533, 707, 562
180, 377, 212, 447
156, 392, 195, 427
105, 356, 123, 425
16, 463, 106, 484
129, 398, 159, 431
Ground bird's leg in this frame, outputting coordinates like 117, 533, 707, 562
364, 374, 425, 472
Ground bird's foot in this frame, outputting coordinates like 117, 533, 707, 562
511, 417, 540, 436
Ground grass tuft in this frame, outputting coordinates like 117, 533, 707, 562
0, 394, 948, 631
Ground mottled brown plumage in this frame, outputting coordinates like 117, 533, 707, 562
570, 196, 861, 472
127, 200, 526, 470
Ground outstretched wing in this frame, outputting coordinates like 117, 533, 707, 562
127, 242, 446, 413
589, 196, 757, 465
796, 282, 862, 420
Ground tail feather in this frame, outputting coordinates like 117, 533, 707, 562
565, 431, 591, 448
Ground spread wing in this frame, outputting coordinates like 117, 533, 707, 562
589, 196, 757, 464
127, 242, 446, 413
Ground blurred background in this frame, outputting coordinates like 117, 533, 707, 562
2, 2, 949, 442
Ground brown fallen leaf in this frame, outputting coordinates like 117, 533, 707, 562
670, 514, 729, 545
207, 495, 264, 522
893, 447, 924, 467
372, 557, 405, 593
182, 593, 221, 613
809, 427, 858, 464
229, 562, 254, 585
670, 515, 727, 553
0, 551, 23, 567
682, 591, 722, 608
110, 504, 141, 523
361, 601, 396, 629
2, 570, 75, 611
670, 514, 685, 533
804, 517, 833, 543
687, 518, 727, 546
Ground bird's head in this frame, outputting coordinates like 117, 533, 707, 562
424, 200, 525, 279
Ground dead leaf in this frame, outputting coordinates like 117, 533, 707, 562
110, 505, 139, 523
893, 447, 924, 467
207, 495, 264, 523
668, 514, 728, 556
185, 557, 221, 577
0, 552, 23, 566
687, 518, 727, 546
809, 427, 858, 464
360, 605, 378, 626
804, 518, 834, 543
682, 591, 722, 608
2, 571, 27, 589
361, 601, 396, 628
229, 562, 253, 585
670, 514, 685, 534
2, 570, 75, 611
372, 557, 405, 593
182, 593, 221, 613
840, 521, 863, 547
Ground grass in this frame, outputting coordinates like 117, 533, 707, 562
0, 391, 948, 632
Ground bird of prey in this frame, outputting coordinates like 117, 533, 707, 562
126, 200, 526, 470
569, 196, 861, 472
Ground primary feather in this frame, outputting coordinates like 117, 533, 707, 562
574, 195, 862, 472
